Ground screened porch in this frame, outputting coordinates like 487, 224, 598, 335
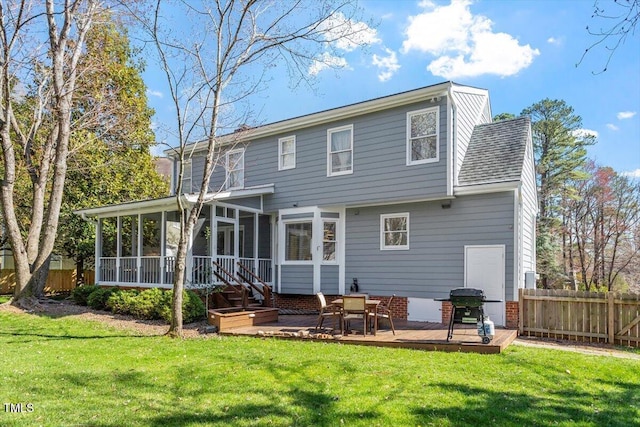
96, 204, 273, 289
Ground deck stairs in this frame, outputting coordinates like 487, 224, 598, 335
211, 261, 273, 309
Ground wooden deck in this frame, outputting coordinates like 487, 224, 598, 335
218, 314, 517, 354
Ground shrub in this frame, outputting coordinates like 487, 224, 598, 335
158, 290, 205, 324
87, 287, 119, 311
71, 285, 100, 306
106, 289, 140, 315
129, 288, 169, 320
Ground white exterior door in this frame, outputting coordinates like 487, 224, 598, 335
464, 245, 505, 326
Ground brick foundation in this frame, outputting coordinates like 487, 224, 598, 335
505, 301, 519, 329
273, 293, 408, 320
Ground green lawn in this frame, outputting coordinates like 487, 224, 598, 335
0, 311, 638, 427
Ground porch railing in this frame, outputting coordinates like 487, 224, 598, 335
97, 255, 271, 287
119, 257, 138, 283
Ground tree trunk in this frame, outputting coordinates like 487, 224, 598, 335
76, 257, 85, 286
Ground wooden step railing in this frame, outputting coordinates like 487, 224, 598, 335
212, 261, 251, 309
236, 262, 273, 307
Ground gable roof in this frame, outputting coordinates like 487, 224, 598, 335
166, 81, 490, 156
458, 116, 531, 186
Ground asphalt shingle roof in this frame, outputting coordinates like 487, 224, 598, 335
458, 116, 530, 186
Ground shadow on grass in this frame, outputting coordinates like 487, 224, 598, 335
0, 329, 141, 342
412, 380, 640, 426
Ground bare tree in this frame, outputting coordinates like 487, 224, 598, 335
0, 0, 105, 307
565, 163, 640, 291
578, 0, 640, 73
128, 0, 373, 337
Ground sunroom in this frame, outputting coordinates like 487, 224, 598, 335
76, 186, 275, 291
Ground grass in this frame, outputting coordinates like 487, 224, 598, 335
0, 311, 638, 427
0, 295, 10, 304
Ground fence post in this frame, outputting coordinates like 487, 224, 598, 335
518, 288, 524, 335
607, 292, 615, 344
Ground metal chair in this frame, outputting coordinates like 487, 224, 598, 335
341, 295, 368, 336
315, 292, 341, 332
369, 294, 396, 335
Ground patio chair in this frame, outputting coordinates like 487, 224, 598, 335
369, 294, 396, 335
315, 292, 342, 332
341, 295, 368, 336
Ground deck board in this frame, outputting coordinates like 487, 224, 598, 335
218, 314, 517, 354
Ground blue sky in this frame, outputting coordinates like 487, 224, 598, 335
143, 0, 640, 177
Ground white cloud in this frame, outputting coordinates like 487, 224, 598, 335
401, 0, 539, 79
622, 169, 640, 179
606, 123, 619, 131
372, 48, 401, 82
321, 12, 380, 52
309, 52, 350, 76
571, 128, 599, 139
547, 37, 562, 46
617, 111, 637, 120
147, 89, 163, 98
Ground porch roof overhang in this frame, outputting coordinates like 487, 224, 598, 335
75, 183, 275, 219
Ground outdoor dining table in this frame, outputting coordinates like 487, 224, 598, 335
331, 297, 381, 335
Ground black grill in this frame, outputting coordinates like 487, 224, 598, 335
438, 288, 492, 343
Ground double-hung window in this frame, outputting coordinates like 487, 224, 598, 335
380, 213, 409, 250
407, 107, 439, 165
322, 221, 337, 262
278, 136, 296, 170
181, 159, 192, 193
225, 149, 244, 189
285, 222, 312, 261
327, 125, 353, 176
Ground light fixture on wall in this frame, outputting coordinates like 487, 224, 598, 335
292, 202, 298, 207
441, 200, 452, 209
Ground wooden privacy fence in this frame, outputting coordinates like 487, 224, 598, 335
519, 288, 640, 348
0, 270, 95, 294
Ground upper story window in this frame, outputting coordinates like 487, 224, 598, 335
225, 148, 244, 190
181, 159, 192, 193
380, 213, 409, 250
407, 107, 439, 165
327, 124, 353, 176
278, 135, 296, 170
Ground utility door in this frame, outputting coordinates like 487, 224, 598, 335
464, 245, 505, 326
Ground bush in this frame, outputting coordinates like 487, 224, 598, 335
158, 290, 205, 324
106, 289, 140, 315
129, 288, 169, 320
87, 287, 119, 311
71, 285, 100, 306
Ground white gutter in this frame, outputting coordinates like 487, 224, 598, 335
454, 180, 520, 196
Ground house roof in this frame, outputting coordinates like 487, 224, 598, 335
458, 116, 531, 186
165, 81, 489, 157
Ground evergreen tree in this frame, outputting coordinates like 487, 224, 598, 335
521, 99, 594, 287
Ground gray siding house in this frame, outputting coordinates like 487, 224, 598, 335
78, 82, 537, 326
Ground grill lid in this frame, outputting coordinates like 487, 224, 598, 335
449, 288, 485, 298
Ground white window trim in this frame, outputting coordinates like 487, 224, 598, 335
327, 124, 354, 177
321, 219, 338, 265
278, 135, 296, 171
225, 148, 245, 190
406, 107, 439, 166
380, 213, 410, 251
282, 220, 314, 265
